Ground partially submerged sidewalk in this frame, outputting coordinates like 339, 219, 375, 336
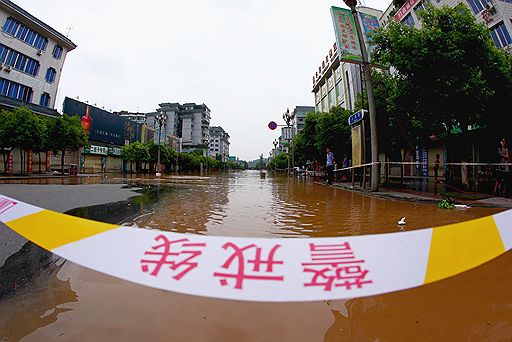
330, 181, 512, 209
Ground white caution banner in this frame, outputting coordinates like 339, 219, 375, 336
0, 194, 510, 302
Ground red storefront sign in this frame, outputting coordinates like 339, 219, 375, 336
27, 149, 32, 173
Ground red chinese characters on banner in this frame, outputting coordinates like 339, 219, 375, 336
337, 12, 357, 50
213, 243, 284, 290
302, 242, 372, 291
140, 235, 205, 280
27, 149, 32, 173
0, 197, 17, 214
7, 150, 13, 174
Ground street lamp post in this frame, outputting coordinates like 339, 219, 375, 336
155, 112, 166, 176
283, 108, 295, 179
273, 139, 278, 172
344, 0, 379, 191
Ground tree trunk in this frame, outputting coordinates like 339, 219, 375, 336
2, 152, 6, 175
38, 152, 42, 173
61, 150, 65, 175
20, 148, 23, 175
130, 161, 133, 173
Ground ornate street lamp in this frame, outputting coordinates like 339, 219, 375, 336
155, 111, 166, 176
282, 108, 295, 178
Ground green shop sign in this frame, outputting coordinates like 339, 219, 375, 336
83, 145, 122, 156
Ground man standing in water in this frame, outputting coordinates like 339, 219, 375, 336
326, 147, 335, 185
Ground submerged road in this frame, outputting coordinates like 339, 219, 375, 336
0, 172, 510, 341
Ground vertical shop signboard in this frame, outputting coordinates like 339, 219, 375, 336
331, 6, 363, 64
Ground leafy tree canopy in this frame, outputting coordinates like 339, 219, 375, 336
372, 5, 512, 141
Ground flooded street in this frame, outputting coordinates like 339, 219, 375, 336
1, 170, 511, 341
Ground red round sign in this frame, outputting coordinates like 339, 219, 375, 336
268, 121, 277, 130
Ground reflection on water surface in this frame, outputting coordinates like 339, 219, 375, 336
1, 170, 510, 341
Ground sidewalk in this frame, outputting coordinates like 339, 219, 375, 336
0, 173, 103, 180
330, 181, 512, 209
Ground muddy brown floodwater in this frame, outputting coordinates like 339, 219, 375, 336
0, 170, 510, 341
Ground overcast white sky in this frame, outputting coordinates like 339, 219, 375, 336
16, 0, 391, 161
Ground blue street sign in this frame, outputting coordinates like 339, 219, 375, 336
348, 109, 367, 126
268, 121, 278, 130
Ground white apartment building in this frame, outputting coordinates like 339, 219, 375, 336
147, 102, 210, 152
0, 0, 76, 112
209, 126, 230, 161
380, 0, 512, 50
292, 106, 315, 132
312, 7, 383, 113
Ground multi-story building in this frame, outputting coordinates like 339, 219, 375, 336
0, 0, 76, 114
312, 7, 383, 113
63, 97, 137, 173
292, 106, 315, 132
147, 102, 210, 153
381, 0, 512, 50
115, 111, 146, 124
209, 126, 230, 161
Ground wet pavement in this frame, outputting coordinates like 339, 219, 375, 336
0, 183, 140, 267
0, 170, 510, 341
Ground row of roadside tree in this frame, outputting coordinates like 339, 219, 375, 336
0, 107, 245, 176
0, 107, 88, 174
121, 142, 245, 173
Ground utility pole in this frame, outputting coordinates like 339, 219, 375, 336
344, 0, 379, 191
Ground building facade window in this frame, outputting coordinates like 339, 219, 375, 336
52, 45, 63, 59
0, 44, 40, 76
0, 78, 33, 102
322, 95, 328, 112
45, 67, 56, 83
328, 88, 335, 108
2, 17, 48, 50
402, 13, 415, 27
490, 22, 512, 48
315, 92, 321, 104
414, 2, 425, 14
39, 92, 51, 107
336, 80, 344, 102
466, 0, 491, 13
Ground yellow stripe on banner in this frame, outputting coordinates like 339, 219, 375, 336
424, 216, 505, 284
6, 210, 118, 250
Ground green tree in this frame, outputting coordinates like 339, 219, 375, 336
0, 110, 15, 173
129, 142, 150, 173
268, 153, 289, 170
294, 112, 320, 164
10, 108, 47, 174
162, 146, 177, 172
32, 117, 50, 174
121, 144, 135, 173
372, 5, 512, 142
48, 115, 88, 174
293, 107, 352, 165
